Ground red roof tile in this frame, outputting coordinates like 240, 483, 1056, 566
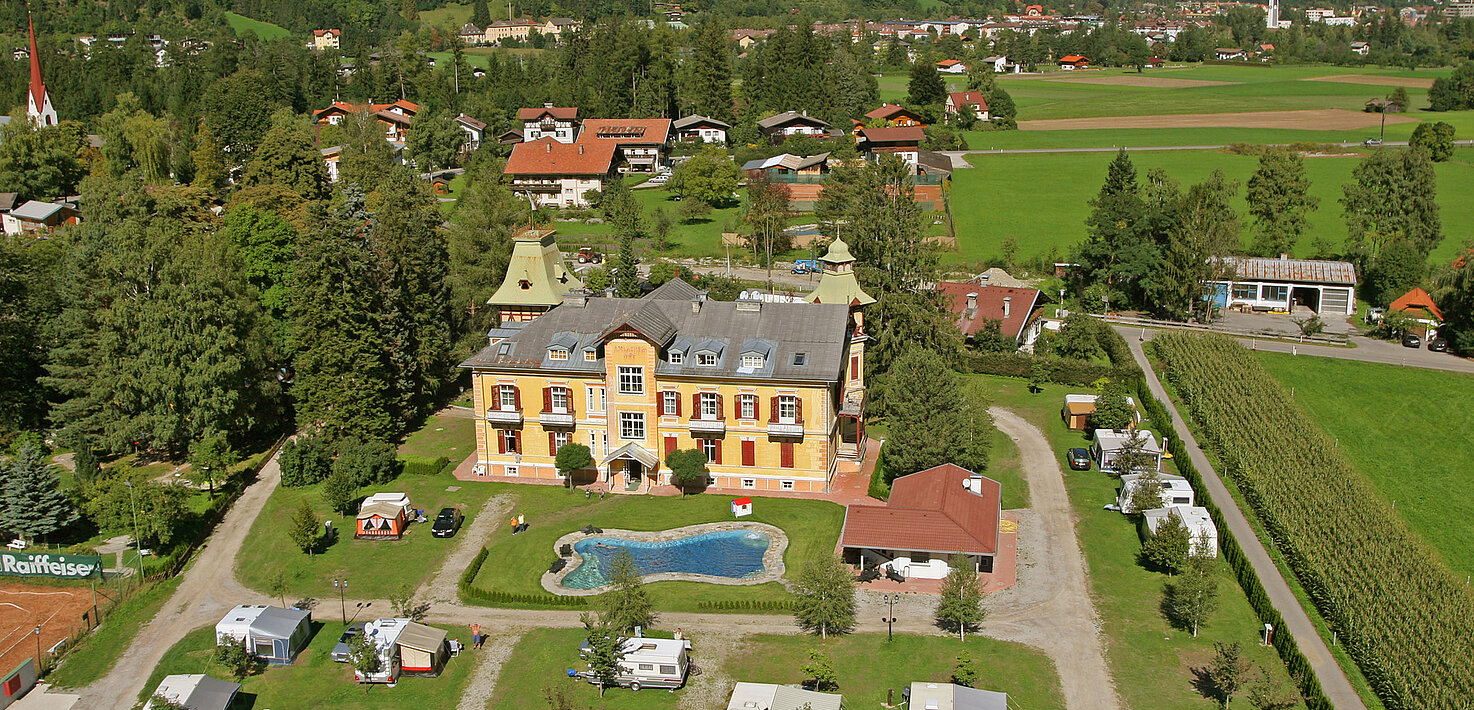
864, 103, 922, 120
504, 138, 617, 176
856, 126, 925, 144
935, 282, 1041, 339
579, 118, 672, 145
519, 106, 580, 120
947, 91, 989, 111
841, 464, 1001, 555
1059, 54, 1088, 63
1390, 287, 1444, 321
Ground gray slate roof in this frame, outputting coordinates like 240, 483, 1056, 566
0, 193, 17, 212
674, 114, 732, 131
756, 110, 832, 130
644, 278, 702, 301
10, 200, 65, 221
462, 285, 851, 383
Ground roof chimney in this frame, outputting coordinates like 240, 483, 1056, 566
1003, 296, 1011, 319
578, 144, 584, 154
546, 142, 551, 152
543, 102, 554, 108
965, 292, 977, 319
1279, 253, 1289, 260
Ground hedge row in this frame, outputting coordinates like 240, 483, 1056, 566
959, 351, 1140, 387
457, 548, 587, 607
1134, 379, 1334, 710
398, 454, 451, 476
696, 599, 794, 611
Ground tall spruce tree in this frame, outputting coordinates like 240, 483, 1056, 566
882, 347, 992, 478
470, 0, 491, 28
1246, 149, 1317, 257
0, 445, 79, 543
682, 22, 735, 122
446, 160, 525, 350
242, 109, 331, 201
1072, 149, 1159, 310
289, 188, 396, 440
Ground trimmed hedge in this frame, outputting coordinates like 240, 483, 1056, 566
1134, 378, 1334, 710
398, 454, 451, 476
960, 351, 1140, 387
696, 599, 794, 611
457, 547, 588, 608
867, 447, 892, 500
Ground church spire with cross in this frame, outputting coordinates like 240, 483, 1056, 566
26, 15, 57, 127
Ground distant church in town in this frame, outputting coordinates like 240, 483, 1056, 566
25, 15, 58, 127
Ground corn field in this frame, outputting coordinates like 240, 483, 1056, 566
1154, 333, 1474, 710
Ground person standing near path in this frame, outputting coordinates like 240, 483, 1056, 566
471, 622, 481, 650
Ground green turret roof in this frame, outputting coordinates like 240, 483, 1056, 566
806, 238, 876, 307
819, 238, 855, 265
488, 229, 583, 308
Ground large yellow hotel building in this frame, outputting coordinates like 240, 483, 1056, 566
460, 229, 873, 494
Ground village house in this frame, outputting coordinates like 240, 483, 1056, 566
485, 18, 542, 45
503, 139, 618, 208
311, 29, 341, 51
756, 110, 837, 144
945, 91, 990, 120
2, 200, 80, 236
740, 152, 832, 178
1058, 54, 1090, 69
520, 104, 581, 143
460, 22, 484, 45
455, 113, 487, 152
672, 115, 731, 144
936, 58, 969, 73
861, 103, 928, 128
313, 100, 419, 142
320, 146, 341, 182
579, 118, 673, 173
462, 238, 872, 493
934, 283, 1044, 350
1389, 287, 1444, 339
854, 126, 924, 166
980, 54, 1018, 72
840, 464, 1003, 577
1206, 255, 1357, 316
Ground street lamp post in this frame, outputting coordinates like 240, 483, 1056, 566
122, 481, 142, 579
880, 593, 898, 642
34, 626, 41, 668
333, 578, 348, 623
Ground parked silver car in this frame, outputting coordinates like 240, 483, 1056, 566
330, 621, 367, 662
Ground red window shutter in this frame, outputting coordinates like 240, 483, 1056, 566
796, 398, 803, 424
548, 431, 557, 454
513, 430, 522, 453
716, 394, 725, 420
714, 439, 722, 464
851, 355, 860, 379
664, 435, 677, 456
769, 396, 779, 423
741, 440, 755, 467
675, 391, 683, 417
542, 387, 552, 413
513, 386, 522, 410
496, 429, 506, 454
781, 442, 794, 468
691, 393, 700, 417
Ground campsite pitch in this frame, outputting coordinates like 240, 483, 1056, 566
0, 583, 96, 675
1018, 108, 1420, 131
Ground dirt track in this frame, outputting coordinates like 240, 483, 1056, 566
1046, 75, 1236, 88
1303, 74, 1435, 89
1020, 108, 1418, 131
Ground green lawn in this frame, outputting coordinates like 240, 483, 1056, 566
235, 469, 500, 601
726, 632, 1065, 709
468, 486, 845, 611
974, 374, 1304, 709
46, 577, 182, 689
988, 425, 1029, 510
142, 622, 474, 707
947, 147, 1474, 267
1256, 353, 1474, 577
397, 410, 475, 462
486, 628, 681, 709
224, 12, 290, 41
556, 188, 744, 260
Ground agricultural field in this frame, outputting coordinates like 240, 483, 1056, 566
975, 374, 1303, 709
223, 12, 290, 41
1256, 353, 1474, 576
1152, 333, 1474, 710
946, 146, 1474, 266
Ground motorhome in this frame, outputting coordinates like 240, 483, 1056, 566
355, 618, 409, 684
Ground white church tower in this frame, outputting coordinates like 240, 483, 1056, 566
1266, 0, 1281, 28
26, 15, 58, 127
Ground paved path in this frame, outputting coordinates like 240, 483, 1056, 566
73, 451, 281, 710
1124, 337, 1368, 710
1115, 325, 1474, 374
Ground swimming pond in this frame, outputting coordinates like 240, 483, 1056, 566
559, 529, 772, 590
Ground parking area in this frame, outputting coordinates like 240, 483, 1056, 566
1215, 305, 1356, 337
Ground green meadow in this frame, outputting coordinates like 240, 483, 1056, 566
224, 12, 290, 41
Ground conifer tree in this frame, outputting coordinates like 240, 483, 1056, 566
1072, 149, 1158, 310
446, 160, 525, 348
682, 22, 735, 123
907, 60, 947, 106
0, 445, 79, 543
242, 109, 331, 201
602, 549, 655, 633
470, 0, 492, 28
882, 347, 991, 478
190, 120, 228, 191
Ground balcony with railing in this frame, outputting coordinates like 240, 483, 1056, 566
688, 416, 725, 436
485, 407, 523, 424
539, 409, 575, 427
766, 420, 804, 437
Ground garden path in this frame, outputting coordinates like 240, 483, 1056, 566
418, 494, 515, 604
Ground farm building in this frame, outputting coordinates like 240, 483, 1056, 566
143, 675, 240, 710
1092, 429, 1163, 473
214, 605, 312, 664
1141, 505, 1218, 557
727, 682, 843, 710
1117, 473, 1195, 514
1206, 255, 1356, 316
356, 492, 414, 539
1389, 287, 1443, 339
1061, 394, 1140, 431
840, 464, 1001, 577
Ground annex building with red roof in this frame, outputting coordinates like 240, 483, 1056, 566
935, 282, 1044, 349
1390, 287, 1445, 338
840, 464, 1002, 576
578, 118, 673, 173
503, 138, 619, 208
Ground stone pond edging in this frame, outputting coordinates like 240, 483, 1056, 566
540, 521, 789, 596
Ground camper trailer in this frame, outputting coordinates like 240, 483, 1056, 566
1117, 473, 1195, 514
356, 618, 409, 684
1092, 429, 1163, 473
581, 637, 691, 690
214, 605, 312, 665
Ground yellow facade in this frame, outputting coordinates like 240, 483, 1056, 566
468, 331, 844, 493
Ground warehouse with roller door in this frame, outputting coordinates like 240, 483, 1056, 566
1206, 255, 1356, 316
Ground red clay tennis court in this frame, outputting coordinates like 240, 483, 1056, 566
0, 583, 96, 674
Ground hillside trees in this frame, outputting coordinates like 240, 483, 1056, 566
446, 160, 525, 353
681, 22, 735, 123
242, 109, 331, 201
0, 117, 86, 202
201, 69, 276, 168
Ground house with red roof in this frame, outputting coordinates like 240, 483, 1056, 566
854, 126, 924, 166
313, 100, 420, 142
944, 92, 989, 121
503, 138, 619, 208
519, 104, 581, 143
861, 103, 928, 128
311, 29, 341, 51
1058, 54, 1090, 70
578, 118, 673, 173
935, 58, 968, 74
935, 283, 1044, 350
1390, 287, 1444, 339
840, 464, 1002, 577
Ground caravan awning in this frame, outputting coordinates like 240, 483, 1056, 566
602, 442, 659, 468
357, 502, 404, 520
396, 622, 447, 653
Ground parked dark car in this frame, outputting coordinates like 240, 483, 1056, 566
1429, 337, 1449, 353
330, 621, 366, 662
1402, 334, 1422, 349
1066, 448, 1092, 471
432, 507, 464, 538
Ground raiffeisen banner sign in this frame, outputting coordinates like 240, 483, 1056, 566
0, 551, 103, 579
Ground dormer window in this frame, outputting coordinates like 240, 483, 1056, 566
793, 353, 807, 366
549, 348, 569, 361
741, 354, 764, 369
669, 351, 684, 365
518, 279, 531, 290
584, 350, 597, 362
697, 352, 717, 366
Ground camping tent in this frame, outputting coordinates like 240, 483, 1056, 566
396, 622, 450, 677
215, 605, 312, 664
356, 493, 412, 539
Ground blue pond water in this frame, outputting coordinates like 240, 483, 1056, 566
560, 530, 771, 590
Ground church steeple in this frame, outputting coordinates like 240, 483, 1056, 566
26, 15, 57, 127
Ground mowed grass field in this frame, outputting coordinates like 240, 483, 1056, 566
1256, 353, 1474, 577
947, 146, 1474, 266
224, 11, 290, 40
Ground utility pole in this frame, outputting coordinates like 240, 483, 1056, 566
122, 481, 143, 580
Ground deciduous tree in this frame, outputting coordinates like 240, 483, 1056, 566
320, 468, 359, 516
1205, 641, 1251, 707
242, 109, 331, 201
1409, 121, 1456, 162
287, 499, 319, 555
935, 554, 986, 640
554, 443, 593, 487
668, 147, 739, 207
907, 60, 947, 106
666, 449, 709, 496
1342, 148, 1442, 260
800, 648, 839, 691
603, 548, 654, 634
579, 614, 626, 696
793, 554, 856, 640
